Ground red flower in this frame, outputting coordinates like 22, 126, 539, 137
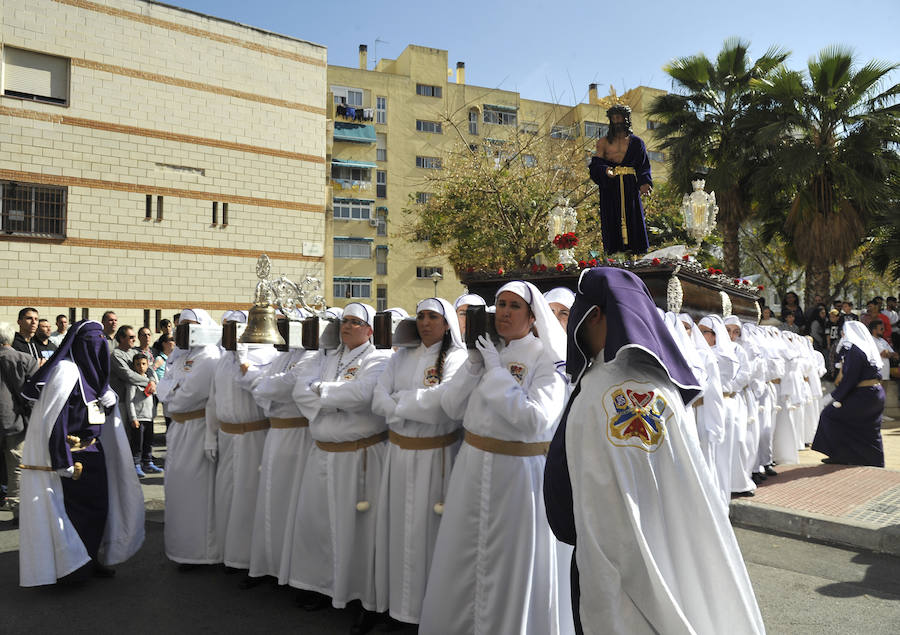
497, 268, 504, 275
714, 269, 723, 275
553, 232, 579, 250
733, 279, 740, 284
578, 260, 587, 268
651, 257, 661, 265
682, 255, 690, 261
608, 258, 615, 264
707, 267, 715, 274
556, 263, 565, 271
757, 285, 765, 291
531, 264, 539, 273
466, 266, 474, 273
742, 280, 750, 285
589, 258, 598, 267
539, 264, 547, 272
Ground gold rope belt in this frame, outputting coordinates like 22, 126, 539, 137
464, 430, 550, 457
269, 417, 309, 429
856, 379, 881, 388
770, 379, 781, 385
20, 462, 83, 480
316, 431, 388, 453
389, 429, 461, 451
220, 419, 270, 435
611, 165, 636, 247
170, 408, 206, 423
692, 397, 705, 408
723, 392, 736, 399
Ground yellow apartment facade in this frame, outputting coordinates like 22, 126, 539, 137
326, 44, 668, 311
0, 0, 327, 328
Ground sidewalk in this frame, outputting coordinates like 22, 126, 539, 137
730, 420, 900, 556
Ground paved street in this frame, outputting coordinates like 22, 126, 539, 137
1, 509, 898, 634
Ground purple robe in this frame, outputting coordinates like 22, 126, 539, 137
588, 136, 652, 255
812, 344, 884, 466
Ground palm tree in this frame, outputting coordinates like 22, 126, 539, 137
649, 37, 789, 275
752, 46, 900, 301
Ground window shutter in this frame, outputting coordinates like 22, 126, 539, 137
4, 48, 68, 101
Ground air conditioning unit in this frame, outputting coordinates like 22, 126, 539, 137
368, 218, 379, 227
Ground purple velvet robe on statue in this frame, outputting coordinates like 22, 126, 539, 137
588, 136, 652, 255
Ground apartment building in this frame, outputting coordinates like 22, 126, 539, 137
0, 0, 327, 328
326, 44, 668, 311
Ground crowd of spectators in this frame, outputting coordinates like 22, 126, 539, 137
0, 308, 177, 515
759, 293, 900, 382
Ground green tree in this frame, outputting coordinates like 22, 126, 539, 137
752, 46, 900, 302
648, 37, 789, 276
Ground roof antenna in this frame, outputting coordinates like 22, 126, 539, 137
373, 37, 389, 66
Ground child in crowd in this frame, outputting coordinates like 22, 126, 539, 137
128, 353, 163, 477
153, 334, 175, 428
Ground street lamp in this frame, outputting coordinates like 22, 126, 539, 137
430, 270, 443, 296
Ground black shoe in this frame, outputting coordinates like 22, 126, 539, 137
821, 457, 847, 465
239, 575, 265, 590
764, 465, 778, 477
751, 473, 765, 485
350, 608, 379, 635
92, 562, 116, 578
731, 490, 755, 498
296, 590, 330, 612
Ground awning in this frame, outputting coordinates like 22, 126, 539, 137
333, 123, 376, 143
333, 197, 375, 204
332, 158, 377, 169
334, 236, 374, 242
334, 276, 374, 282
483, 103, 517, 113
376, 206, 388, 212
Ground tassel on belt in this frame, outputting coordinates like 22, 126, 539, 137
464, 430, 550, 457
220, 419, 270, 435
611, 166, 636, 247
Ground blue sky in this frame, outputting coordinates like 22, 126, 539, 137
166, 0, 900, 104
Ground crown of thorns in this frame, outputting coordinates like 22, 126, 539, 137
606, 104, 632, 119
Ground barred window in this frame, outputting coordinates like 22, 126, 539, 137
415, 156, 442, 169
584, 121, 609, 139
0, 180, 67, 237
334, 238, 372, 259
333, 199, 372, 220
483, 108, 517, 126
416, 120, 442, 134
415, 192, 432, 205
416, 266, 443, 278
416, 84, 442, 98
333, 278, 372, 299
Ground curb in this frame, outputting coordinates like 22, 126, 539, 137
730, 501, 900, 556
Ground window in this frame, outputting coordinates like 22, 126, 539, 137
375, 208, 387, 236
145, 194, 152, 220
211, 201, 218, 225
334, 238, 372, 259
416, 83, 442, 98
332, 85, 363, 107
333, 199, 372, 220
155, 195, 164, 221
416, 120, 442, 134
0, 180, 67, 237
584, 121, 609, 139
143, 309, 151, 329
2, 47, 69, 106
376, 285, 388, 312
376, 245, 388, 275
155, 309, 162, 332
416, 266, 444, 279
376, 133, 387, 162
519, 121, 539, 135
551, 125, 576, 140
415, 156, 441, 169
376, 171, 387, 198
331, 164, 372, 183
648, 150, 666, 162
646, 120, 661, 130
483, 107, 517, 126
222, 202, 229, 226
468, 109, 479, 135
415, 192, 432, 205
81, 308, 89, 321
334, 277, 372, 299
376, 96, 386, 124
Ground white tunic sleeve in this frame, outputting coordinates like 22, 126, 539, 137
395, 348, 467, 425
319, 352, 390, 412
476, 360, 566, 438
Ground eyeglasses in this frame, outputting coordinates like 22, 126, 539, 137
341, 318, 367, 327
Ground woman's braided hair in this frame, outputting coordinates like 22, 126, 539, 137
434, 328, 452, 383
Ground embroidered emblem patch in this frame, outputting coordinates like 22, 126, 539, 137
424, 366, 439, 386
606, 386, 667, 451
183, 360, 194, 372
507, 362, 527, 384
343, 366, 359, 381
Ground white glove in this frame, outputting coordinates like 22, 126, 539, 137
205, 447, 217, 462
99, 388, 117, 408
56, 466, 76, 478
309, 380, 323, 396
235, 347, 248, 365
475, 335, 501, 371
467, 348, 484, 374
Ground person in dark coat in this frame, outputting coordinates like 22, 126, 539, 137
588, 105, 652, 256
812, 321, 885, 467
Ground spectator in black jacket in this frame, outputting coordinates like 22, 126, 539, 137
780, 292, 806, 333
12, 307, 41, 363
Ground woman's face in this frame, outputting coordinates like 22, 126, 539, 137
455, 304, 469, 335
162, 340, 176, 354
494, 291, 535, 342
785, 293, 798, 306
416, 310, 448, 347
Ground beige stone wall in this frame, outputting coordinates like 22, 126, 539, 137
0, 0, 327, 327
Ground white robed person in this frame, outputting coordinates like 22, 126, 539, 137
543, 267, 764, 635
156, 308, 222, 566
206, 310, 279, 571
18, 320, 144, 586
288, 302, 392, 632
371, 297, 467, 626
419, 280, 568, 635
244, 311, 319, 586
